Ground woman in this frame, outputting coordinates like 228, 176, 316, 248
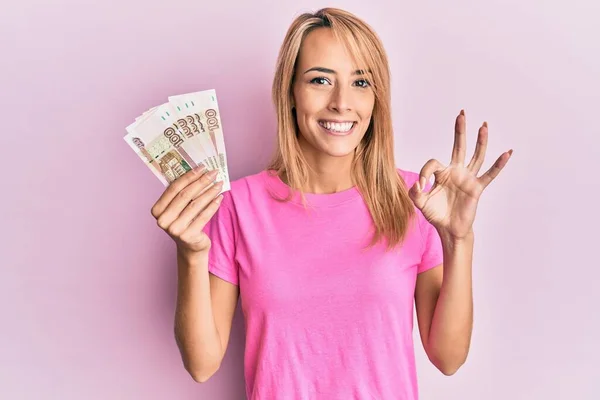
150, 7, 512, 400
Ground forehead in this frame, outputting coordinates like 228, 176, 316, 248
297, 27, 361, 73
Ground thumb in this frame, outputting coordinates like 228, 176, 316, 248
408, 179, 426, 209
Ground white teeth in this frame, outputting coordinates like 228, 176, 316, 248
319, 121, 354, 132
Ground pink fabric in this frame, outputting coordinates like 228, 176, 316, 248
204, 168, 443, 399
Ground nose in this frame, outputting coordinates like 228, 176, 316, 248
328, 84, 352, 113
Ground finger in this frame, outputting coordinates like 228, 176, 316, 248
478, 149, 513, 189
408, 176, 427, 209
155, 169, 219, 231
167, 181, 224, 237
451, 109, 467, 166
466, 122, 488, 175
151, 165, 207, 218
180, 194, 225, 242
418, 158, 446, 191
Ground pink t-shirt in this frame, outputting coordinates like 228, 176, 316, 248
204, 168, 443, 400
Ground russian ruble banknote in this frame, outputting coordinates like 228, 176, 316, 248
124, 89, 230, 192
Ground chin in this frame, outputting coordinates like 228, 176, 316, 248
316, 126, 366, 158
322, 145, 357, 158
312, 138, 361, 158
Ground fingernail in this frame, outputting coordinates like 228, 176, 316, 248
460, 109, 465, 116
194, 165, 206, 173
508, 149, 513, 156
208, 169, 219, 179
483, 121, 488, 128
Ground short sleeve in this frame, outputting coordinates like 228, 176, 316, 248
417, 181, 444, 274
202, 192, 239, 285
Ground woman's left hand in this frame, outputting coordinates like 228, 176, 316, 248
408, 110, 513, 240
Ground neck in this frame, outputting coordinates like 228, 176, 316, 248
308, 161, 355, 194
290, 140, 356, 194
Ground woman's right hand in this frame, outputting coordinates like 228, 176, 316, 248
150, 166, 224, 257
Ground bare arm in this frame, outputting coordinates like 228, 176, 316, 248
174, 250, 239, 382
150, 166, 239, 383
411, 109, 510, 376
414, 231, 474, 376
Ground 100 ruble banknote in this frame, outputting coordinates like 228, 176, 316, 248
124, 89, 230, 191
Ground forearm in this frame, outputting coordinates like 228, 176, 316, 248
427, 230, 474, 375
174, 249, 222, 381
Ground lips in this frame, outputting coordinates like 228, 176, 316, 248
318, 120, 356, 135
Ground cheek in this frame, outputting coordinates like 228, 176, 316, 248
296, 102, 321, 125
358, 100, 375, 124
296, 88, 329, 116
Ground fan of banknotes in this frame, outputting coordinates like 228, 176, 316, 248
124, 89, 230, 192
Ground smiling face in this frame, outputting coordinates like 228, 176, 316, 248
292, 27, 375, 162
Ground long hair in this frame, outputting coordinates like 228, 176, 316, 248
267, 7, 416, 250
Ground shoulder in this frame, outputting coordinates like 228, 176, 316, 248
219, 169, 271, 209
228, 169, 269, 196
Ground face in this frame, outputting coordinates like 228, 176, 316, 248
292, 28, 375, 161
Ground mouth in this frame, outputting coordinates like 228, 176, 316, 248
318, 120, 356, 136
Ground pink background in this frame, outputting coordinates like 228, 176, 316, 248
2, 0, 599, 399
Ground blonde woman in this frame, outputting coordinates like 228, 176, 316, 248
150, 7, 512, 399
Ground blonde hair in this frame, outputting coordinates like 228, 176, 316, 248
267, 7, 416, 250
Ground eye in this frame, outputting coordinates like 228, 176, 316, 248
309, 77, 330, 85
354, 79, 371, 88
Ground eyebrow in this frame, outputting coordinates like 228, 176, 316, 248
303, 67, 371, 75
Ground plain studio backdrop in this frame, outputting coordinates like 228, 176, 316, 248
1, 0, 598, 399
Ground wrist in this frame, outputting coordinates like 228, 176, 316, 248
437, 228, 474, 246
177, 246, 209, 266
